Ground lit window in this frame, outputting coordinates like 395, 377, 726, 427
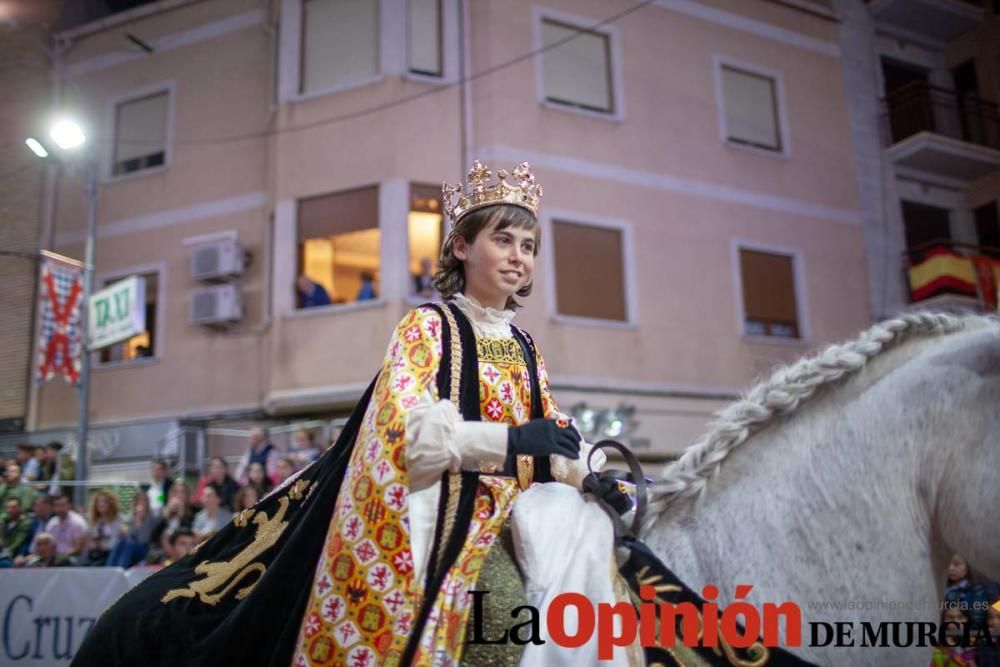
113, 92, 168, 176
738, 248, 800, 338
297, 186, 380, 307
541, 18, 614, 114
552, 220, 627, 321
301, 0, 379, 94
408, 0, 442, 77
98, 273, 158, 363
408, 184, 444, 298
720, 65, 782, 152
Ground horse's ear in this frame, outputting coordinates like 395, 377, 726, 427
930, 329, 1000, 378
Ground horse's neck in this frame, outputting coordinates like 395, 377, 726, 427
646, 378, 941, 624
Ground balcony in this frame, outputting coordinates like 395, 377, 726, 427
881, 82, 1000, 182
868, 0, 984, 41
904, 240, 1000, 313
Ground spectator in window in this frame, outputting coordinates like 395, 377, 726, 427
84, 490, 124, 566
296, 274, 331, 309
146, 458, 174, 515
945, 553, 989, 626
106, 491, 157, 568
192, 486, 233, 543
245, 462, 273, 499
18, 532, 70, 568
288, 427, 322, 468
413, 257, 436, 298
194, 457, 240, 511
163, 527, 196, 566
356, 271, 377, 301
15, 444, 40, 482
235, 427, 280, 485
0, 462, 37, 511
233, 486, 259, 514
45, 492, 88, 562
36, 442, 59, 483
1, 498, 32, 559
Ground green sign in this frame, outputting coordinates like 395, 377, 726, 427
88, 275, 146, 350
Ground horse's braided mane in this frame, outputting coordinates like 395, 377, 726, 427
645, 311, 997, 523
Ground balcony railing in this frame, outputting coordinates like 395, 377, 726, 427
881, 82, 1000, 150
904, 239, 1000, 311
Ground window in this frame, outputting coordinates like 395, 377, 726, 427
408, 0, 442, 77
540, 18, 614, 114
552, 220, 627, 321
975, 202, 1000, 258
112, 92, 168, 176
98, 272, 159, 364
297, 186, 380, 307
738, 248, 799, 338
901, 201, 951, 261
301, 0, 379, 94
408, 184, 444, 298
720, 65, 782, 152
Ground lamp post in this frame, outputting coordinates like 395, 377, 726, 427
26, 117, 97, 509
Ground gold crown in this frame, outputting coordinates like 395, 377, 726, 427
442, 161, 543, 224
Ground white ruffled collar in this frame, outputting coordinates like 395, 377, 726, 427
449, 292, 516, 338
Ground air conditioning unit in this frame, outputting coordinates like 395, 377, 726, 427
190, 284, 243, 326
191, 239, 245, 282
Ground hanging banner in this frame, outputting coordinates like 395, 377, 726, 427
36, 254, 85, 386
88, 275, 145, 350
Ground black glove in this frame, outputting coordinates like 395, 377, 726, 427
507, 419, 581, 459
583, 474, 633, 516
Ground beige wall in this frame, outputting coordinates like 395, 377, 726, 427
32, 0, 871, 458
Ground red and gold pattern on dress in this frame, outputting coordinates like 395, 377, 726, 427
292, 306, 562, 667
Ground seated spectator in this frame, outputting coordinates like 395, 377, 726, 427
151, 483, 196, 557
979, 605, 1000, 667
0, 462, 36, 511
234, 427, 281, 486
15, 444, 39, 482
288, 427, 322, 468
233, 486, 259, 514
931, 606, 977, 666
1, 498, 32, 558
146, 459, 174, 516
275, 457, 296, 487
83, 489, 123, 566
192, 486, 233, 542
193, 457, 239, 511
106, 491, 157, 568
17, 532, 70, 568
45, 492, 88, 562
36, 442, 60, 484
945, 553, 989, 627
245, 462, 273, 499
163, 527, 196, 566
296, 275, 332, 309
24, 494, 53, 554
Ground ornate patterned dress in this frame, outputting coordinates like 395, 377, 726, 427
292, 294, 592, 666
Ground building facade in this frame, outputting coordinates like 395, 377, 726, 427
837, 0, 1000, 319
7, 0, 872, 479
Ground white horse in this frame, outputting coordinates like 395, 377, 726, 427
642, 312, 1000, 667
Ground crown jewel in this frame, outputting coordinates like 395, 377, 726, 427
442, 161, 543, 224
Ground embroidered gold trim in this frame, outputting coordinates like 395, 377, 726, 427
476, 338, 523, 365
162, 482, 310, 606
440, 304, 462, 404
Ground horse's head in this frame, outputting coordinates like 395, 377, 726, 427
922, 322, 1000, 584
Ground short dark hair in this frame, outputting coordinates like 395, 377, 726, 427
50, 492, 69, 503
151, 458, 168, 469
169, 527, 195, 545
45, 441, 63, 452
433, 204, 539, 311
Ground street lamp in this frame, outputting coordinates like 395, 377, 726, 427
26, 116, 97, 509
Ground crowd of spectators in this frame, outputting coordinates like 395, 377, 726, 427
931, 553, 1000, 667
0, 426, 327, 569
